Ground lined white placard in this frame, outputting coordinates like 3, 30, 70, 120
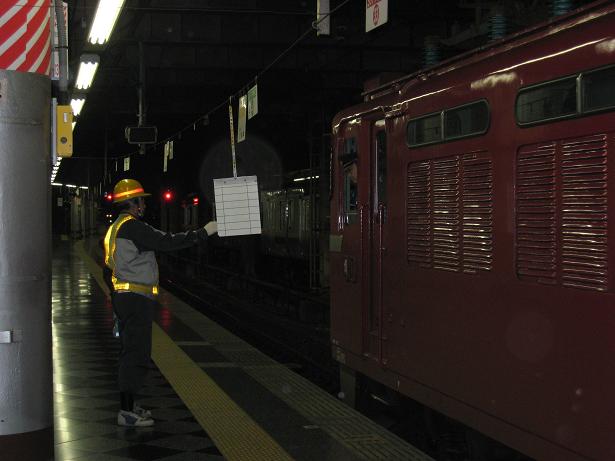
214, 176, 261, 237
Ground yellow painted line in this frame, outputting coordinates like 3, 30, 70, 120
152, 324, 294, 461
75, 241, 110, 297
75, 241, 294, 461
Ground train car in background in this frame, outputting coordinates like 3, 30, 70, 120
51, 185, 99, 239
175, 172, 325, 288
330, 2, 615, 460
260, 186, 312, 261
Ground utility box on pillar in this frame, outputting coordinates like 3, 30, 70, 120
56, 105, 73, 157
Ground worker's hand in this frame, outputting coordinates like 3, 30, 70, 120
204, 221, 218, 236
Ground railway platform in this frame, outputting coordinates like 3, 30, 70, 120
51, 238, 433, 461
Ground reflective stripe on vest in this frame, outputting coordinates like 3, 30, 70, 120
112, 276, 159, 295
104, 214, 159, 296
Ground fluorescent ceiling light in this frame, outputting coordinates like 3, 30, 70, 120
79, 186, 89, 190
70, 98, 85, 116
52, 183, 63, 186
65, 184, 77, 188
293, 175, 320, 182
75, 54, 100, 89
88, 0, 125, 45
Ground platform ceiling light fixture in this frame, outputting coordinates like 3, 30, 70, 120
75, 54, 100, 89
50, 158, 61, 183
293, 175, 320, 182
70, 97, 85, 117
88, 0, 125, 45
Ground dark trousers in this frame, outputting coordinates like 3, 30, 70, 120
113, 292, 156, 394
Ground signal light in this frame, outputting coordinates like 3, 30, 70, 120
164, 191, 173, 202
105, 193, 113, 201
192, 196, 199, 205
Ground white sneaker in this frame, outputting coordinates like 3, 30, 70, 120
117, 409, 154, 427
133, 404, 152, 418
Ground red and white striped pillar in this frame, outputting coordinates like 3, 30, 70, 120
0, 2, 53, 461
0, 0, 51, 75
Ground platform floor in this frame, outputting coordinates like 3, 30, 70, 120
51, 239, 433, 461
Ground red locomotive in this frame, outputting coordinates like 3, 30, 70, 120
330, 2, 615, 460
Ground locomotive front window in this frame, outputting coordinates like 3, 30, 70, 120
340, 135, 358, 226
376, 131, 387, 204
444, 101, 489, 139
582, 66, 615, 113
516, 77, 577, 124
343, 162, 358, 225
407, 114, 441, 146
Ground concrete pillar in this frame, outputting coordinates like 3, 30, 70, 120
0, 70, 53, 460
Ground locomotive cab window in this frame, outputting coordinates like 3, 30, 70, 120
582, 65, 615, 113
407, 113, 441, 146
340, 136, 358, 226
516, 77, 578, 124
516, 65, 615, 125
444, 100, 489, 139
407, 100, 490, 147
376, 131, 387, 204
343, 161, 358, 225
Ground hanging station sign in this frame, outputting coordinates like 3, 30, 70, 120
247, 84, 258, 119
237, 94, 247, 143
365, 0, 388, 33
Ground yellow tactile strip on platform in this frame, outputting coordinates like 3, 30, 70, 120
76, 242, 293, 461
76, 241, 111, 296
151, 323, 293, 461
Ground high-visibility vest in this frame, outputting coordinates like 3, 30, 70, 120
104, 214, 159, 296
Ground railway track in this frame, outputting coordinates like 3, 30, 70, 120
158, 253, 339, 393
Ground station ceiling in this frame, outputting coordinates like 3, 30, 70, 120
58, 0, 586, 193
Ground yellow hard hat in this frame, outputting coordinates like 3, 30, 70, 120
112, 179, 151, 203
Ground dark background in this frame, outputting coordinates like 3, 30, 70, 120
57, 0, 591, 210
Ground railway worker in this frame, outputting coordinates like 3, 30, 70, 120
104, 178, 218, 427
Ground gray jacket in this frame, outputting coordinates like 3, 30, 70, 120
108, 212, 208, 295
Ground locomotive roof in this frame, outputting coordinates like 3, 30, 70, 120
333, 0, 615, 131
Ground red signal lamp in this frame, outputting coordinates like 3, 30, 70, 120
105, 193, 113, 201
164, 191, 173, 201
192, 196, 199, 205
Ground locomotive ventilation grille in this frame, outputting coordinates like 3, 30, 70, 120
516, 134, 609, 292
407, 151, 493, 274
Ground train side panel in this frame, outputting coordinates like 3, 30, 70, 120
331, 4, 615, 460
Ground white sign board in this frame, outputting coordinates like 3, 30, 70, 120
366, 0, 388, 32
214, 176, 261, 237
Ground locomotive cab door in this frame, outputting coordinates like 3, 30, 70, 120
331, 118, 387, 369
365, 119, 387, 362
331, 121, 363, 359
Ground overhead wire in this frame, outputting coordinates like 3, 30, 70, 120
103, 0, 355, 161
